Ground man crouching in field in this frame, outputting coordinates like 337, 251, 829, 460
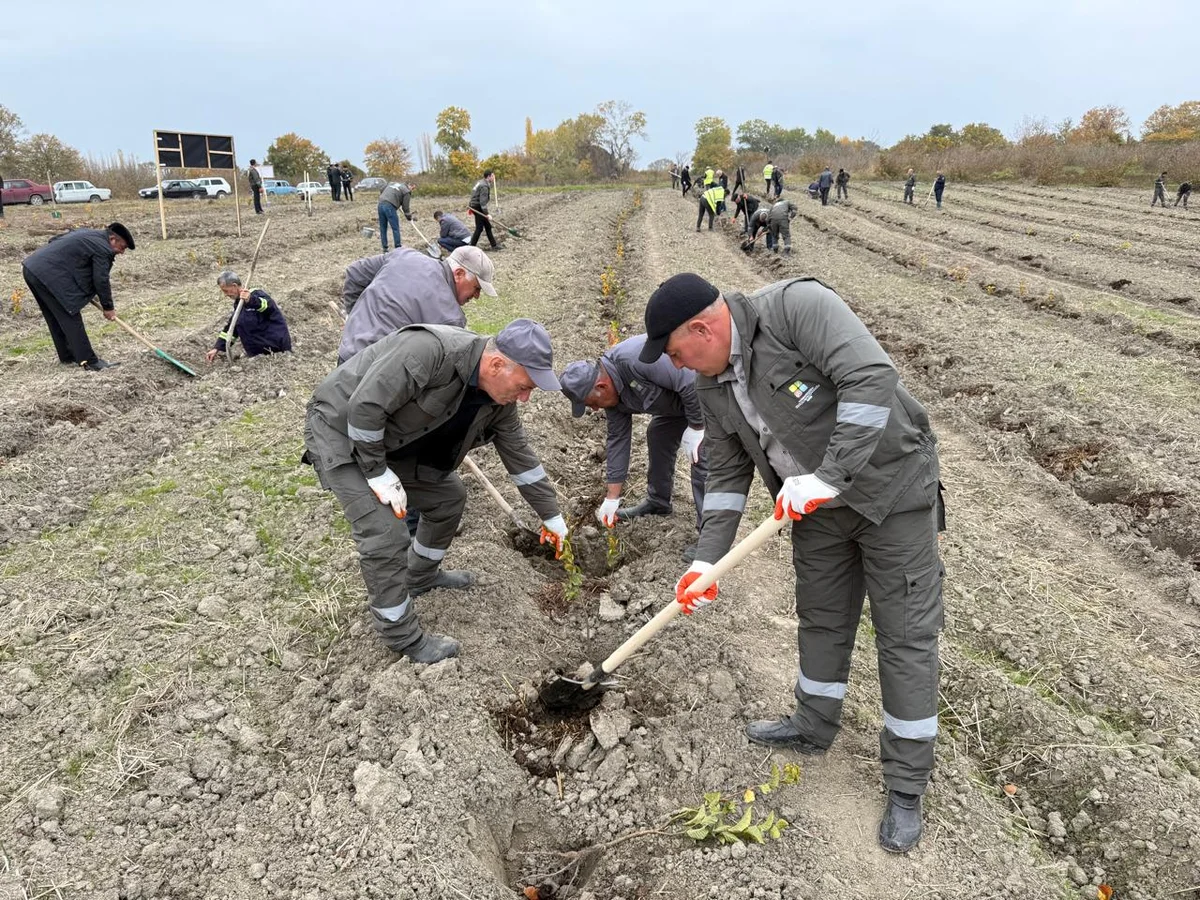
303, 320, 569, 663
643, 273, 946, 853
206, 270, 292, 363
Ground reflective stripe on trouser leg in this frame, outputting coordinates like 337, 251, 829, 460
403, 470, 468, 590
787, 511, 866, 747
315, 462, 417, 644
862, 501, 943, 794
645, 414, 687, 507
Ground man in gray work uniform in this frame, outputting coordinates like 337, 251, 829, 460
377, 181, 415, 251
304, 320, 569, 663
640, 273, 944, 854
559, 334, 708, 553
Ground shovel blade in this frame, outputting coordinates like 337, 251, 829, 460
154, 348, 198, 377
425, 243, 441, 259
536, 673, 605, 716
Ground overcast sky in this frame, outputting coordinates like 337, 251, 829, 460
2, 0, 1196, 172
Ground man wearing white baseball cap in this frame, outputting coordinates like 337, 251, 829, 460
338, 244, 497, 364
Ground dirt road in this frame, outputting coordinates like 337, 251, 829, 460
0, 186, 1197, 900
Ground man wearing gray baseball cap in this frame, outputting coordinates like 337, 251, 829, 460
304, 318, 567, 663
559, 334, 707, 560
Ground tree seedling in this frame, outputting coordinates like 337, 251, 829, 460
671, 762, 801, 845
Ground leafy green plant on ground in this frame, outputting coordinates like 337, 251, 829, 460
560, 534, 584, 603
671, 762, 801, 845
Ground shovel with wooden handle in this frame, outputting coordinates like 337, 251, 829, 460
91, 301, 198, 376
407, 217, 442, 259
462, 454, 535, 533
538, 507, 809, 715
468, 208, 523, 238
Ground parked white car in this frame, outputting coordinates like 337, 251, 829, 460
53, 181, 112, 203
193, 177, 233, 198
296, 181, 331, 200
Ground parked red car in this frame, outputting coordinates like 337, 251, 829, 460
1, 178, 54, 205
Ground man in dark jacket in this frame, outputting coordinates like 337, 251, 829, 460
433, 210, 471, 252
835, 168, 850, 201
0, 169, 5, 218
21, 223, 135, 370
903, 169, 916, 204
640, 273, 944, 854
732, 190, 760, 235
771, 165, 784, 198
817, 166, 834, 205
680, 165, 692, 197
205, 270, 292, 363
248, 160, 264, 215
469, 170, 500, 250
559, 334, 708, 542
341, 166, 354, 201
327, 163, 342, 201
1176, 181, 1191, 209
378, 182, 415, 252
933, 172, 946, 209
303, 320, 568, 662
1152, 172, 1168, 208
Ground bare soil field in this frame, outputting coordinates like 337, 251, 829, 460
1, 184, 1198, 900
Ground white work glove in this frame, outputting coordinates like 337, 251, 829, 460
366, 468, 408, 519
595, 497, 621, 528
675, 561, 717, 614
540, 514, 568, 559
774, 474, 839, 521
680, 427, 705, 464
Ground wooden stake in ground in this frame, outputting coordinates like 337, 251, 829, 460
224, 218, 271, 362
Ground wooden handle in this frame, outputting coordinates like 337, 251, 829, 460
92, 301, 159, 352
599, 513, 788, 675
327, 301, 347, 322
462, 455, 517, 519
227, 218, 271, 362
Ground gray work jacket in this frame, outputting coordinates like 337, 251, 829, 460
339, 248, 465, 361
306, 325, 560, 521
694, 278, 938, 563
599, 334, 704, 484
379, 184, 412, 218
469, 179, 491, 211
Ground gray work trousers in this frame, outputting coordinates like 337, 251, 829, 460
903, 185, 915, 204
1152, 186, 1167, 207
311, 459, 467, 650
786, 487, 943, 795
768, 217, 791, 252
836, 183, 848, 200
644, 415, 707, 529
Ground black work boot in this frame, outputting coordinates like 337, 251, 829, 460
397, 631, 461, 664
878, 791, 923, 853
409, 569, 475, 598
615, 499, 672, 522
744, 718, 828, 754
82, 358, 119, 371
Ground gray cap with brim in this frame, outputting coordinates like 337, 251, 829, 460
496, 318, 560, 392
559, 360, 601, 417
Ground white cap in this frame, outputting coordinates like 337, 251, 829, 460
446, 246, 497, 297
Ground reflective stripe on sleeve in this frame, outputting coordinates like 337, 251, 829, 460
883, 710, 939, 740
258, 298, 269, 312
703, 492, 747, 513
510, 464, 547, 486
347, 424, 385, 443
218, 331, 231, 341
798, 671, 847, 700
836, 401, 891, 429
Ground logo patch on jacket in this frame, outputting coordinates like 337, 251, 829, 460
788, 380, 819, 408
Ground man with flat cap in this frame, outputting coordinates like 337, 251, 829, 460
339, 244, 497, 364
21, 222, 135, 370
640, 272, 944, 854
304, 318, 569, 663
559, 334, 708, 555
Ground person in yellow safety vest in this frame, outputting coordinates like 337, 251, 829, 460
696, 183, 725, 231
763, 160, 775, 197
704, 167, 715, 188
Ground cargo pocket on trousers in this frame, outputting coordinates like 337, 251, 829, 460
903, 561, 944, 640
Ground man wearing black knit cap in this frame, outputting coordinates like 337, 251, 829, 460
21, 222, 135, 371
640, 272, 945, 854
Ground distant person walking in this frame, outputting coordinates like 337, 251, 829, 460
469, 170, 500, 250
680, 165, 692, 198
731, 164, 748, 198
341, 166, 354, 202
327, 163, 342, 201
763, 160, 775, 197
1175, 181, 1191, 209
772, 165, 784, 198
716, 170, 729, 214
818, 166, 834, 206
434, 210, 471, 252
377, 181, 414, 252
0, 168, 5, 218
1152, 172, 1168, 208
903, 169, 916, 204
670, 164, 680, 190
248, 160, 264, 215
696, 184, 725, 231
933, 171, 946, 209
836, 168, 850, 201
